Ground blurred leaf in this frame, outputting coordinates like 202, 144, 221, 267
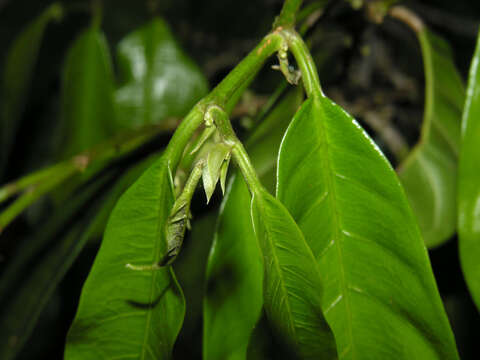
245, 88, 304, 191
277, 96, 459, 359
203, 175, 263, 360
397, 29, 465, 248
173, 213, 217, 359
0, 155, 158, 360
0, 3, 63, 177
0, 173, 110, 360
251, 187, 337, 359
203, 89, 302, 359
115, 17, 209, 128
60, 23, 117, 158
458, 30, 480, 313
65, 156, 184, 360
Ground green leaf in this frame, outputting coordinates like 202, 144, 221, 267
203, 176, 263, 360
60, 24, 117, 158
397, 29, 465, 248
251, 187, 337, 359
65, 156, 185, 360
116, 18, 209, 128
86, 153, 163, 240
277, 96, 459, 359
0, 175, 108, 360
203, 89, 303, 359
174, 213, 217, 355
458, 30, 480, 312
0, 3, 63, 176
0, 155, 160, 360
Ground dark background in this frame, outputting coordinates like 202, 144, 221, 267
0, 0, 479, 358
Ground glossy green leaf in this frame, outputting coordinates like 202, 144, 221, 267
0, 3, 62, 175
86, 153, 163, 240
116, 18, 209, 128
458, 31, 480, 312
0, 155, 160, 360
60, 24, 117, 158
65, 156, 184, 360
251, 187, 337, 359
397, 29, 465, 248
277, 96, 458, 359
203, 89, 303, 359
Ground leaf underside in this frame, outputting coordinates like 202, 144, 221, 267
251, 187, 337, 359
397, 29, 465, 248
203, 89, 303, 359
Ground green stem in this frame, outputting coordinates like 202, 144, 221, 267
0, 1, 300, 233
0, 123, 172, 204
0, 122, 174, 233
171, 160, 204, 215
274, 0, 304, 28
0, 163, 67, 204
91, 0, 103, 28
126, 160, 205, 270
163, 32, 284, 172
281, 29, 323, 98
206, 106, 263, 193
0, 163, 77, 233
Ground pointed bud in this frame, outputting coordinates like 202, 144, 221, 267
202, 143, 231, 203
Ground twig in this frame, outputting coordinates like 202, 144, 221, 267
0, 120, 180, 234
408, 2, 479, 38
388, 5, 424, 33
274, 0, 304, 28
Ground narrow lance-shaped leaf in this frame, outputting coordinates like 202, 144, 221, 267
203, 89, 303, 360
0, 3, 63, 176
60, 23, 117, 158
397, 28, 465, 248
65, 156, 184, 360
0, 170, 114, 360
458, 30, 480, 312
116, 17, 209, 128
277, 96, 459, 359
251, 187, 337, 359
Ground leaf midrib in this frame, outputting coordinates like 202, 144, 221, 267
253, 192, 299, 347
313, 97, 355, 359
140, 163, 169, 360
